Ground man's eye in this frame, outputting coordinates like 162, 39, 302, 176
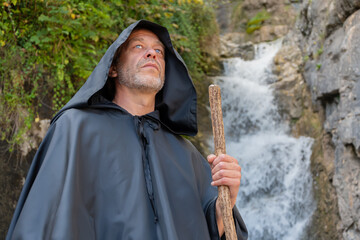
155, 49, 163, 54
135, 45, 142, 49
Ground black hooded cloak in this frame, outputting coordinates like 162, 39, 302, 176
6, 20, 247, 240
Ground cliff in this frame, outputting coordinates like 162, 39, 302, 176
273, 0, 360, 239
218, 0, 360, 239
295, 1, 360, 239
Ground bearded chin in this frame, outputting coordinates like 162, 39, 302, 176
117, 72, 164, 93
133, 75, 164, 93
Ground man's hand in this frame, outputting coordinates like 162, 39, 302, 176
207, 154, 242, 237
207, 154, 241, 207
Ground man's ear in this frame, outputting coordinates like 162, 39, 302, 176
109, 66, 118, 78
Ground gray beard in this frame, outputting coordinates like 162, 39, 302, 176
117, 66, 164, 93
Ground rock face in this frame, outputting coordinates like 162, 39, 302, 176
219, 0, 297, 43
273, 36, 342, 240
0, 145, 31, 238
220, 35, 255, 60
272, 38, 306, 121
0, 117, 50, 238
219, 0, 360, 239
275, 0, 360, 239
299, 1, 360, 239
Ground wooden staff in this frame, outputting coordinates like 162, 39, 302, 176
209, 84, 237, 240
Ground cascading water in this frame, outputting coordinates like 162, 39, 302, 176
213, 39, 316, 239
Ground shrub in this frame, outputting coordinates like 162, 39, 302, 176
0, 0, 218, 152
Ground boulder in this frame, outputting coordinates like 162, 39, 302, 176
259, 25, 289, 42
220, 34, 255, 60
272, 42, 304, 119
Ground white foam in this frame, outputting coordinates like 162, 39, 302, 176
212, 39, 315, 240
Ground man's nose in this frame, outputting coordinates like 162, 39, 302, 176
145, 48, 157, 59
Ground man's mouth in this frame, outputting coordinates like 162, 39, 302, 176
141, 62, 159, 71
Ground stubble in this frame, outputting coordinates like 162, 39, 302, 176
116, 60, 165, 93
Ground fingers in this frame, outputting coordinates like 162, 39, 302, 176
212, 161, 241, 175
207, 154, 242, 208
211, 169, 241, 183
211, 155, 241, 176
207, 154, 237, 166
207, 154, 242, 184
212, 154, 237, 165
211, 166, 241, 188
211, 176, 241, 187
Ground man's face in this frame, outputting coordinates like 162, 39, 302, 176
114, 29, 166, 93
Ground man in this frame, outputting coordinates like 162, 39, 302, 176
6, 20, 247, 239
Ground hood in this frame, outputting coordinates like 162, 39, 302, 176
52, 20, 197, 136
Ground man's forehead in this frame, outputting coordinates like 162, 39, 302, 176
126, 29, 164, 47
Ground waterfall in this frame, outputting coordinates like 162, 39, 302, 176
213, 39, 316, 239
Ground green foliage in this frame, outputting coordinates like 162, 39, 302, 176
303, 55, 310, 62
316, 46, 324, 58
1, 0, 218, 152
246, 9, 270, 34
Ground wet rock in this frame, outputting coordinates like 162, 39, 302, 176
220, 34, 255, 60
